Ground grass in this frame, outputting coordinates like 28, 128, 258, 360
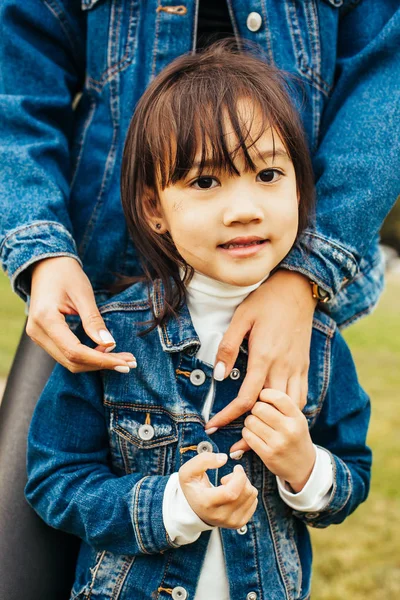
0, 271, 399, 597
0, 271, 25, 377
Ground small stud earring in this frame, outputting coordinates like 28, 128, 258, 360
155, 223, 162, 230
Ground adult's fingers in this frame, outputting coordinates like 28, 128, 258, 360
213, 310, 252, 381
286, 374, 303, 409
205, 358, 266, 431
299, 374, 308, 410
69, 279, 116, 350
30, 316, 136, 373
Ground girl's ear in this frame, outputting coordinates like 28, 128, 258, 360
143, 187, 168, 234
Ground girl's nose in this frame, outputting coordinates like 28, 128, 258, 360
222, 198, 264, 226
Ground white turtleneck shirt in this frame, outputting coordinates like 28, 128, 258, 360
162, 271, 334, 599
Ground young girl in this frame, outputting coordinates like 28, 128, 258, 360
25, 41, 371, 600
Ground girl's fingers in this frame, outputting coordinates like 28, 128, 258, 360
213, 464, 248, 505
242, 426, 271, 463
179, 452, 228, 484
243, 415, 276, 444
251, 401, 285, 430
258, 388, 299, 417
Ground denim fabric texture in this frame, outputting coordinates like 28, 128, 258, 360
0, 1, 399, 327
25, 279, 371, 600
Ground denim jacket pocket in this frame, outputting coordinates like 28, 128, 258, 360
108, 406, 179, 476
70, 548, 135, 600
303, 310, 336, 427
82, 0, 139, 88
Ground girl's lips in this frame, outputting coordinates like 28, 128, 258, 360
217, 239, 269, 258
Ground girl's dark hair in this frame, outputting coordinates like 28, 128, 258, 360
119, 39, 315, 331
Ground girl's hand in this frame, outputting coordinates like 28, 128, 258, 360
204, 270, 317, 455
243, 389, 316, 492
27, 256, 137, 373
178, 452, 258, 529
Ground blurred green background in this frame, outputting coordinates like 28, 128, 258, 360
1, 208, 399, 598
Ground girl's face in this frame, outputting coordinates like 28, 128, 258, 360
152, 103, 299, 286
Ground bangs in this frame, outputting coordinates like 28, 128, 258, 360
143, 74, 284, 190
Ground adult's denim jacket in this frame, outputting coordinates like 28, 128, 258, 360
25, 279, 371, 600
0, 1, 399, 326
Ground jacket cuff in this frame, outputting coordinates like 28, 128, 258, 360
162, 472, 215, 546
0, 221, 82, 302
132, 475, 181, 554
292, 449, 352, 527
279, 230, 358, 298
277, 446, 333, 511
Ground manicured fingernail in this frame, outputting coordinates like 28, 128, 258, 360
213, 361, 226, 381
205, 426, 218, 435
230, 450, 244, 460
127, 360, 137, 368
104, 344, 116, 353
114, 365, 130, 373
99, 329, 116, 344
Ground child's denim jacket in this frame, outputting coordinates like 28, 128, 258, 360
25, 279, 371, 600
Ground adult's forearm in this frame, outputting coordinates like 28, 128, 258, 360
282, 5, 400, 297
0, 0, 85, 300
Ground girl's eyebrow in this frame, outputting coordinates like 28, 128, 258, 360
190, 148, 290, 171
257, 148, 290, 162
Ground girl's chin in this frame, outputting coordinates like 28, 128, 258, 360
212, 267, 270, 287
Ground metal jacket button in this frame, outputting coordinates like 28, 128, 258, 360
230, 368, 240, 380
237, 524, 248, 535
197, 441, 213, 454
138, 424, 155, 441
246, 12, 262, 32
172, 586, 187, 599
246, 592, 258, 600
190, 369, 206, 386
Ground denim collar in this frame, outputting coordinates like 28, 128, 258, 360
148, 278, 251, 356
150, 278, 201, 354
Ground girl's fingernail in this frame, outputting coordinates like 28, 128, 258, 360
205, 426, 218, 435
99, 330, 116, 345
216, 453, 228, 463
230, 450, 244, 460
114, 366, 130, 373
213, 361, 226, 381
104, 344, 116, 353
127, 360, 137, 368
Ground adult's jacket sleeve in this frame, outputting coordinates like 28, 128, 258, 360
0, 0, 85, 301
281, 4, 400, 298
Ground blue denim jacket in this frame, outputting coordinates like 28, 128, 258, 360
25, 279, 371, 600
0, 1, 399, 326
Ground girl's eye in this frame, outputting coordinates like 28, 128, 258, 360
257, 169, 282, 183
191, 176, 219, 190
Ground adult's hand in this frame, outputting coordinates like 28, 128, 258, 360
27, 256, 136, 373
204, 270, 317, 455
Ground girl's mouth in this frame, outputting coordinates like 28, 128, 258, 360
218, 238, 269, 257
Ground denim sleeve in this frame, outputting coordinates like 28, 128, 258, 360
0, 0, 85, 301
293, 329, 371, 528
280, 3, 400, 298
25, 332, 180, 555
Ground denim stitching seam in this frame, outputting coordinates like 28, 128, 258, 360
43, 0, 82, 65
